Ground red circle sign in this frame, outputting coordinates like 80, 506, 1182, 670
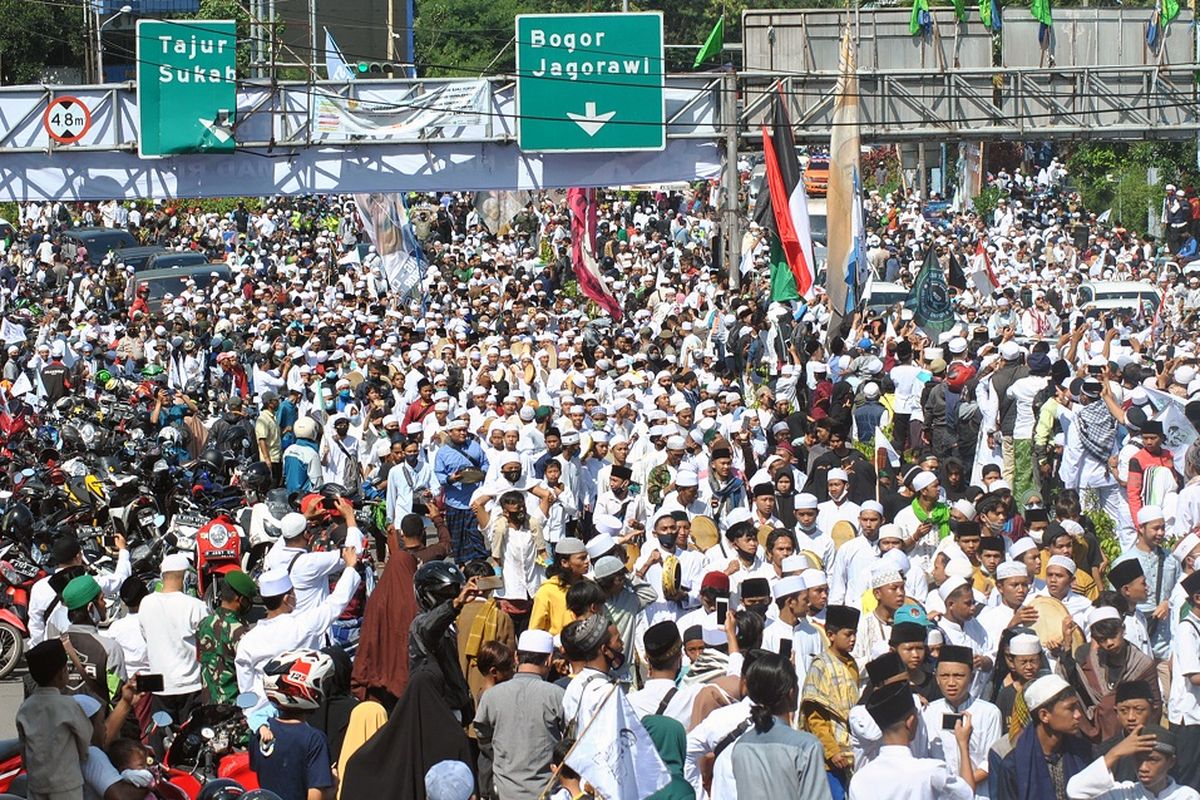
43, 96, 92, 145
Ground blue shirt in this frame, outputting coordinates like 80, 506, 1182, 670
433, 439, 489, 509
249, 718, 334, 800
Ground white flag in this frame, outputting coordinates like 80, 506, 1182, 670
0, 319, 24, 345
9, 372, 32, 397
566, 685, 670, 800
875, 426, 901, 468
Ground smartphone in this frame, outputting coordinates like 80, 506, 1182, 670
778, 638, 793, 660
136, 674, 165, 693
103, 535, 116, 550
716, 597, 729, 626
474, 575, 504, 592
942, 713, 963, 731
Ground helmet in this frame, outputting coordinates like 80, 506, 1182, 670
262, 649, 333, 711
318, 483, 348, 503
945, 362, 976, 393
94, 369, 112, 386
198, 449, 225, 476
414, 560, 466, 611
242, 462, 273, 494
159, 426, 182, 446
0, 503, 33, 541
196, 779, 244, 800
293, 416, 318, 441
141, 364, 164, 378
265, 488, 292, 520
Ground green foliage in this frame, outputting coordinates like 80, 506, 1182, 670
1082, 493, 1122, 566
0, 0, 88, 84
191, 0, 254, 75
1065, 140, 1200, 232
973, 185, 1002, 220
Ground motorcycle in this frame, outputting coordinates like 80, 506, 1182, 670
0, 545, 40, 678
152, 701, 259, 799
193, 514, 245, 605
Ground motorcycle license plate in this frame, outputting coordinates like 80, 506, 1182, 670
205, 549, 236, 560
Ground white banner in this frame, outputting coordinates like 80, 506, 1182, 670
313, 81, 489, 141
354, 193, 422, 301
0, 319, 25, 345
566, 685, 670, 800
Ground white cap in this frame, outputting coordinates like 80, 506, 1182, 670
953, 499, 977, 520
585, 533, 616, 560
1009, 633, 1042, 656
161, 553, 190, 573
675, 469, 699, 488
938, 575, 970, 601
870, 564, 904, 589
1047, 554, 1077, 575
666, 436, 686, 450
280, 512, 308, 539
1000, 341, 1022, 360
880, 548, 910, 575
1137, 505, 1164, 526
996, 561, 1027, 580
781, 555, 809, 574
801, 569, 828, 589
912, 471, 938, 491
517, 629, 555, 654
860, 500, 884, 516
1173, 533, 1200, 562
878, 524, 904, 542
446, 419, 468, 431
726, 507, 753, 528
827, 468, 849, 483
592, 514, 623, 537
258, 568, 293, 597
772, 575, 807, 601
795, 493, 819, 511
1090, 606, 1121, 624
1024, 674, 1073, 711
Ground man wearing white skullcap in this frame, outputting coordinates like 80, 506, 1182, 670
893, 470, 951, 582
829, 501, 885, 606
1032, 553, 1095, 628
1123, 503, 1181, 663
978, 560, 1040, 652
936, 575, 994, 699
817, 467, 862, 539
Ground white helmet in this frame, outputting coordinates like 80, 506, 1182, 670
293, 416, 318, 440
158, 426, 182, 446
262, 649, 333, 711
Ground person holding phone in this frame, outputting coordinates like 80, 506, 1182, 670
921, 645, 1002, 798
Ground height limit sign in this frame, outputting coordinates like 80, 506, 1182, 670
515, 12, 665, 153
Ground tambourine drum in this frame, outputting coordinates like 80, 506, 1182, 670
831, 520, 857, 550
662, 554, 681, 596
344, 370, 365, 389
800, 550, 824, 570
757, 524, 774, 549
458, 468, 486, 485
691, 515, 720, 552
1028, 595, 1085, 652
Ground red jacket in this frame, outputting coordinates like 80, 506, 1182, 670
1127, 446, 1179, 522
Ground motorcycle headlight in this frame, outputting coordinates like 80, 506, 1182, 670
78, 423, 97, 447
206, 524, 231, 548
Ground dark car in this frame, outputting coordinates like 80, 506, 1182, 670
61, 228, 139, 266
142, 251, 212, 272
133, 264, 234, 312
111, 246, 167, 272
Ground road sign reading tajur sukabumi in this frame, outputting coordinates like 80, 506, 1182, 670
515, 12, 665, 153
137, 19, 236, 158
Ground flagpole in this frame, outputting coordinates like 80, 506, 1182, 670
536, 683, 623, 800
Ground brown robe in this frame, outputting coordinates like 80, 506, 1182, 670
350, 536, 418, 705
1059, 641, 1161, 742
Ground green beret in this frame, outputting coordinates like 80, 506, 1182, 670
223, 570, 257, 599
62, 575, 102, 611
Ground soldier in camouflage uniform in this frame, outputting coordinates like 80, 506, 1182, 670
196, 570, 256, 705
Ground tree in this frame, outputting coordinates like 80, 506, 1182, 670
0, 0, 87, 85
192, 0, 254, 75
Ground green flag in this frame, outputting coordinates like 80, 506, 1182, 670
693, 17, 724, 68
910, 0, 931, 35
952, 0, 968, 22
768, 236, 800, 302
1163, 0, 1180, 25
905, 245, 955, 336
979, 0, 993, 28
1031, 0, 1052, 27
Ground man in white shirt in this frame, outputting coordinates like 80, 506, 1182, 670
936, 577, 994, 699
921, 645, 1002, 798
817, 468, 861, 536
830, 503, 885, 605
1167, 571, 1200, 789
1065, 724, 1198, 800
977, 561, 1039, 651
628, 621, 701, 729
29, 535, 131, 646
138, 553, 209, 722
261, 502, 364, 616
105, 577, 150, 678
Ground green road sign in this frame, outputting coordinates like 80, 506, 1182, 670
515, 12, 665, 153
137, 19, 236, 158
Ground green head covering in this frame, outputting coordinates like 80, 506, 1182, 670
642, 715, 694, 800
223, 569, 257, 599
62, 574, 102, 611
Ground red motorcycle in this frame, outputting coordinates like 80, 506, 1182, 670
155, 704, 259, 798
193, 514, 245, 606
0, 738, 21, 794
0, 552, 39, 678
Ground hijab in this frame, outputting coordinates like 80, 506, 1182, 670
351, 540, 418, 704
312, 645, 358, 758
643, 715, 696, 800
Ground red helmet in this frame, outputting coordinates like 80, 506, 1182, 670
946, 363, 976, 392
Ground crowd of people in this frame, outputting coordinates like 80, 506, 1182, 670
6, 150, 1200, 800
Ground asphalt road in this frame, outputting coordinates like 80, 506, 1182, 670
0, 675, 21, 740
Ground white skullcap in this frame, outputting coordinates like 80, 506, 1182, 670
772, 575, 807, 601
1173, 533, 1200, 562
880, 548, 910, 574
938, 575, 970, 601
996, 561, 1027, 581
1137, 505, 1164, 526
1090, 606, 1121, 624
725, 508, 753, 528
258, 568, 293, 597
781, 555, 809, 574
517, 629, 554, 654
1047, 554, 1077, 574
675, 469, 699, 488
927, 628, 944, 646
870, 563, 904, 589
666, 436, 686, 450
592, 514, 623, 537
161, 553, 190, 573
860, 500, 884, 516
1009, 633, 1042, 656
1024, 674, 1073, 711
827, 468, 849, 483
945, 559, 975, 579
953, 499, 977, 519
878, 524, 904, 542
912, 471, 938, 491
801, 569, 828, 589
585, 534, 616, 560
795, 493, 819, 511
1010, 538, 1038, 559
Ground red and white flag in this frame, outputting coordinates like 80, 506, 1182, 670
567, 187, 623, 321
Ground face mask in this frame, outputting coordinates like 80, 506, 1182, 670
744, 602, 769, 618
405, 454, 419, 466
657, 534, 676, 551
502, 471, 522, 483
605, 646, 626, 672
986, 518, 1006, 532
339, 390, 351, 399
89, 605, 103, 627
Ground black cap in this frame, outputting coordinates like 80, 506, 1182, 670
610, 465, 633, 481
119, 576, 150, 608
740, 578, 771, 601
710, 447, 732, 461
1141, 419, 1164, 437
1024, 507, 1049, 524
643, 620, 682, 659
752, 483, 775, 498
683, 625, 704, 644
1109, 558, 1145, 589
866, 651, 905, 686
980, 535, 1006, 553
954, 520, 981, 538
825, 604, 861, 631
1182, 571, 1200, 597
1114, 680, 1154, 704
867, 681, 916, 729
939, 645, 975, 666
890, 621, 928, 645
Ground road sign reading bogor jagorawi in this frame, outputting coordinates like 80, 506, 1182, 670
515, 12, 665, 153
136, 19, 236, 158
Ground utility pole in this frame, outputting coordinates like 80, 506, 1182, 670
724, 69, 741, 290
309, 0, 317, 75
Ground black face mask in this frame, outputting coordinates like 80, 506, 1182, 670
502, 471, 522, 483
744, 602, 770, 619
405, 454, 419, 466
657, 534, 677, 551
605, 645, 626, 672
